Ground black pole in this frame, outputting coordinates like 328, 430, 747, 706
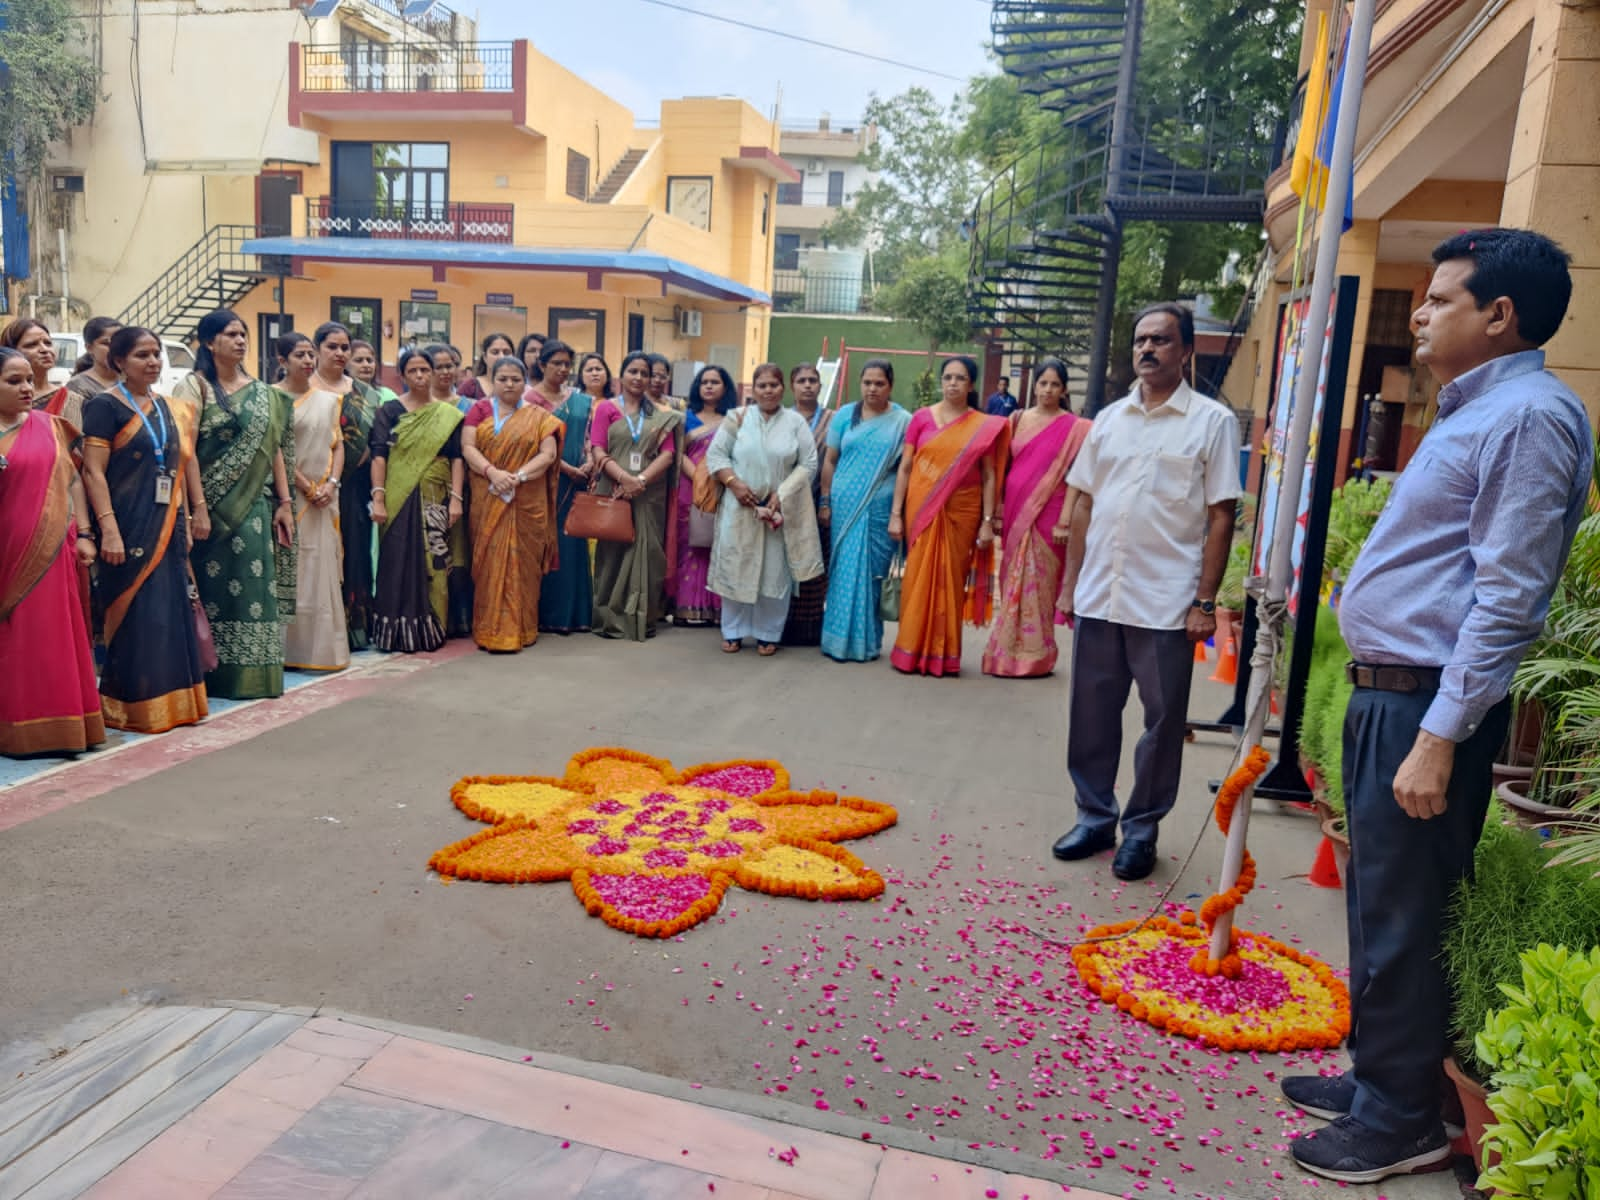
1085, 0, 1144, 416
1254, 274, 1361, 802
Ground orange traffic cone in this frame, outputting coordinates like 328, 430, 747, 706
1309, 836, 1342, 888
1195, 638, 1210, 664
1209, 614, 1239, 685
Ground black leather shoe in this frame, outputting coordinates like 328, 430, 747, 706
1051, 824, 1116, 861
1111, 838, 1158, 880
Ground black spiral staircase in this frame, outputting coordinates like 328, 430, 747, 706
969, 0, 1287, 410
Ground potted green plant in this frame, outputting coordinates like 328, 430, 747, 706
1473, 943, 1600, 1198
1505, 511, 1600, 829
1442, 814, 1600, 1170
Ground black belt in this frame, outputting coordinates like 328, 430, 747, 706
1346, 662, 1443, 693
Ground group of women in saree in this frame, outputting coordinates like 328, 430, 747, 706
0, 309, 1095, 758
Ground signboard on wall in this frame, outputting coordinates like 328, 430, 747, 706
410, 288, 438, 302
485, 292, 514, 306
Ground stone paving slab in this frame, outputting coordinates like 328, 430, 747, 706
1, 1007, 1119, 1200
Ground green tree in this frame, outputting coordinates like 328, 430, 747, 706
872, 250, 973, 401
820, 87, 977, 277
0, 0, 100, 179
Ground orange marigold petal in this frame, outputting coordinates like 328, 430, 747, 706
758, 791, 899, 843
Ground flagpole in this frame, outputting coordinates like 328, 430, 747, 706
1207, 0, 1377, 963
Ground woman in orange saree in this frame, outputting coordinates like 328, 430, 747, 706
982, 359, 1091, 677
0, 350, 104, 756
462, 357, 564, 651
888, 356, 1009, 677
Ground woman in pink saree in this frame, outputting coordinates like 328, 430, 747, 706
0, 349, 105, 756
983, 359, 1090, 677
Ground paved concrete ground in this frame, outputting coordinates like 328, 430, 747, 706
0, 627, 1474, 1199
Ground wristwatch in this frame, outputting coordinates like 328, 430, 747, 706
1192, 598, 1216, 615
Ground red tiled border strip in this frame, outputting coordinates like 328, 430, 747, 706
0, 642, 474, 833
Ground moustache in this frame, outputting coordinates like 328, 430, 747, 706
1139, 354, 1159, 364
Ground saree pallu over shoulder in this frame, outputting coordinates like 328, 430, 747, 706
385, 401, 464, 518
591, 404, 678, 641
188, 376, 294, 699
0, 414, 74, 621
540, 391, 595, 633
982, 413, 1089, 678
284, 387, 350, 671
340, 379, 378, 650
891, 411, 1011, 677
468, 405, 563, 651
821, 403, 911, 662
84, 391, 208, 732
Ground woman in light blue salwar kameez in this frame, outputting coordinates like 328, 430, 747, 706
820, 360, 912, 663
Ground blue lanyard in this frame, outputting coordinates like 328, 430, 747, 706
117, 383, 168, 472
623, 405, 645, 443
492, 398, 521, 435
807, 405, 824, 433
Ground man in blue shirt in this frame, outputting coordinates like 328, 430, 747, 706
1287, 229, 1593, 1184
984, 376, 1016, 416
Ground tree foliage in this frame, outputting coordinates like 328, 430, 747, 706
820, 87, 978, 278
872, 249, 973, 357
0, 0, 101, 179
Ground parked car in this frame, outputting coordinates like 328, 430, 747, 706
47, 332, 195, 396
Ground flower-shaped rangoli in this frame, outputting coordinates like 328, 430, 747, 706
428, 748, 897, 937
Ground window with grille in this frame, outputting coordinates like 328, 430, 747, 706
566, 149, 590, 201
1366, 289, 1416, 348
777, 181, 802, 205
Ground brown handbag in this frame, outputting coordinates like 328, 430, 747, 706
691, 408, 742, 513
564, 475, 635, 542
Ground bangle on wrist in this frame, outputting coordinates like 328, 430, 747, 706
449, 491, 464, 502
370, 487, 386, 497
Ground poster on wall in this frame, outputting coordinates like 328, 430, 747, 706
1253, 279, 1343, 620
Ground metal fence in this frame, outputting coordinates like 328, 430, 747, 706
305, 197, 515, 244
299, 42, 515, 93
772, 270, 877, 315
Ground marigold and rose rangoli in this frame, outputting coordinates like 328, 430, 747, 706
428, 744, 1350, 1053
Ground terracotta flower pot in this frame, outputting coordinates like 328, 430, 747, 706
1495, 777, 1598, 835
1443, 1054, 1499, 1172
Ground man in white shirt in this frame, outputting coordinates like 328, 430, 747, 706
1055, 303, 1241, 880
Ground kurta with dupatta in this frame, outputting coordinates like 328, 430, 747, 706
820, 402, 911, 663
982, 411, 1090, 677
705, 407, 822, 617
370, 399, 463, 652
176, 373, 296, 700
673, 412, 722, 625
539, 389, 595, 633
890, 408, 1010, 677
83, 389, 209, 732
284, 386, 349, 670
465, 400, 564, 651
589, 399, 679, 641
0, 412, 105, 755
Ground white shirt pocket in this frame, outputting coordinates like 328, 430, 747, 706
1151, 452, 1197, 503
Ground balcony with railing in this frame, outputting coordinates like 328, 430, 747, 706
289, 40, 527, 125
304, 197, 515, 244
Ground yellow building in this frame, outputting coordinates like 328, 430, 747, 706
38, 0, 789, 384
1222, 0, 1599, 479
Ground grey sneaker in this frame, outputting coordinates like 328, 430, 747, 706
1282, 1074, 1354, 1121
1290, 1115, 1452, 1184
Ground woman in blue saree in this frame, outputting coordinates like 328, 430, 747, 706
819, 360, 911, 663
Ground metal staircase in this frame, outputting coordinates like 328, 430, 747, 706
969, 0, 1287, 410
118, 225, 269, 341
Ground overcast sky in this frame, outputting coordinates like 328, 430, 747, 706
473, 0, 996, 125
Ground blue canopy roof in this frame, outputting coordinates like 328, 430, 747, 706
239, 237, 772, 306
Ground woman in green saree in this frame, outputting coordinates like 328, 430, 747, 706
368, 347, 465, 652
177, 310, 296, 699
343, 339, 390, 650
589, 350, 681, 641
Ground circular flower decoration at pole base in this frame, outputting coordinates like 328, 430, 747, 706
1071, 746, 1352, 1053
429, 747, 897, 938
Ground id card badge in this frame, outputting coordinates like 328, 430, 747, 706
153, 472, 174, 505
628, 452, 643, 472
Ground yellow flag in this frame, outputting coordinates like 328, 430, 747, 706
1290, 14, 1331, 203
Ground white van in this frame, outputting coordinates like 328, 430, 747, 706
47, 332, 196, 396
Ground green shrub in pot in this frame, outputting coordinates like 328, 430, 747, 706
1474, 943, 1600, 1198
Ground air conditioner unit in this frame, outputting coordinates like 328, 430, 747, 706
806, 158, 824, 175
678, 310, 703, 338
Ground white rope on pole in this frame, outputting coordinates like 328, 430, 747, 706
1207, 0, 1379, 963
